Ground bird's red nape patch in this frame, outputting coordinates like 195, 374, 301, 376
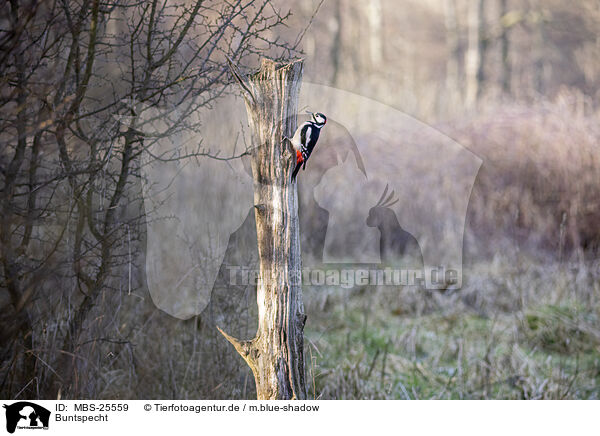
296, 150, 303, 164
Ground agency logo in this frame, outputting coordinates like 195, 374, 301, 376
3, 402, 50, 433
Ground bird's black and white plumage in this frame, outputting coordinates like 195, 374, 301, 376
288, 112, 327, 181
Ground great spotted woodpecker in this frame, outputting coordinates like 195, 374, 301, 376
286, 112, 327, 181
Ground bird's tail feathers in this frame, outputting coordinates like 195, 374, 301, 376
291, 163, 301, 181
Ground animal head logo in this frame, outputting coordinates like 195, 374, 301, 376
366, 184, 423, 268
3, 402, 50, 433
366, 183, 399, 227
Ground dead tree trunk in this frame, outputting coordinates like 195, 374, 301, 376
218, 58, 307, 400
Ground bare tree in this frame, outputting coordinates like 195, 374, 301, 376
218, 58, 306, 400
444, 0, 461, 99
366, 0, 383, 66
465, 0, 487, 106
530, 3, 549, 95
499, 0, 511, 94
0, 0, 299, 399
330, 0, 343, 86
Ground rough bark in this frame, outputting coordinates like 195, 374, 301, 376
218, 58, 306, 400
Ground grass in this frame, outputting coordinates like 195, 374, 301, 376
303, 256, 600, 399
11, 256, 596, 400
3, 245, 598, 402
